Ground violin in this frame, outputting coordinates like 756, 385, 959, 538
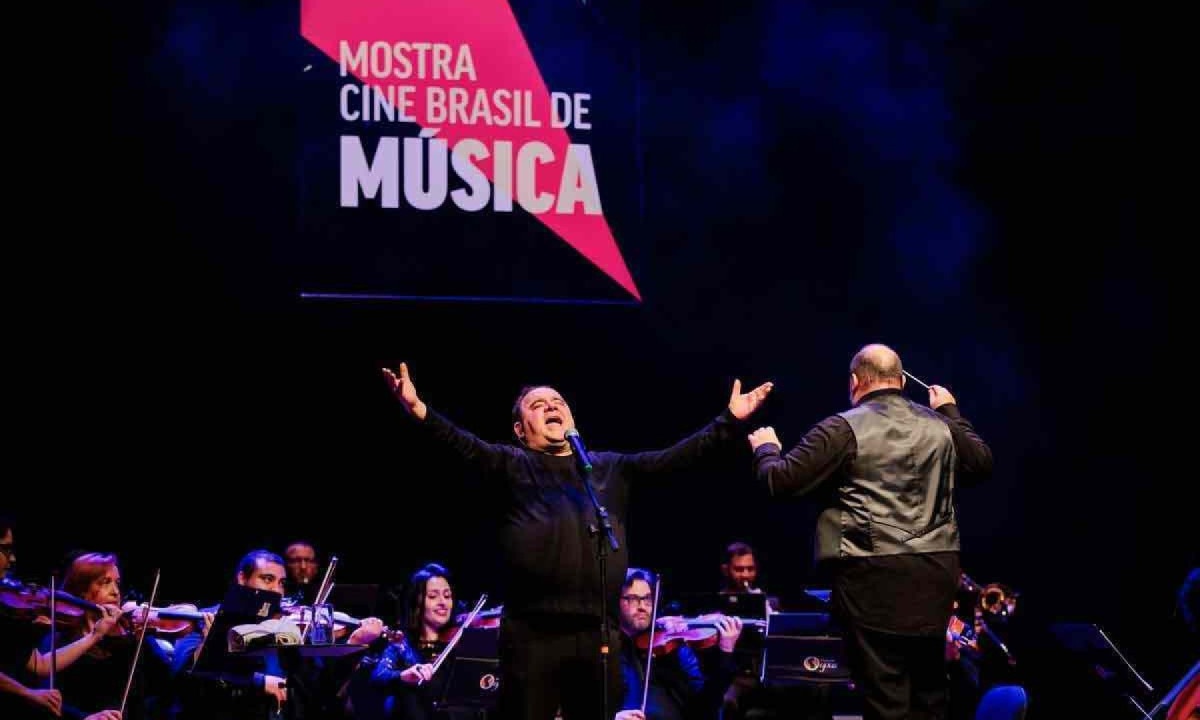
438, 605, 503, 642
0, 578, 103, 631
279, 602, 403, 645
635, 615, 723, 656
121, 603, 209, 640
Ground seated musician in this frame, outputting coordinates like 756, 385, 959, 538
352, 563, 456, 720
171, 549, 291, 720
615, 568, 742, 720
178, 546, 384, 720
716, 542, 785, 719
0, 517, 125, 720
282, 540, 320, 607
718, 542, 781, 612
278, 539, 385, 648
42, 552, 172, 720
285, 546, 386, 719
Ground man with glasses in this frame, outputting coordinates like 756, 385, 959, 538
283, 541, 321, 606
614, 568, 742, 720
0, 514, 54, 717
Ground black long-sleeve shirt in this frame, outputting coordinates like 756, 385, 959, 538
418, 407, 744, 617
41, 631, 173, 720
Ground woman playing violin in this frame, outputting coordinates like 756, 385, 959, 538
1, 520, 126, 720
614, 569, 743, 720
42, 552, 172, 720
361, 563, 459, 720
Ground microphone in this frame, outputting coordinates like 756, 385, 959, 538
564, 428, 594, 472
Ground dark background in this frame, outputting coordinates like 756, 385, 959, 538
11, 1, 1170, 717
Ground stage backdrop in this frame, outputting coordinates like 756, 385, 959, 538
294, 0, 644, 302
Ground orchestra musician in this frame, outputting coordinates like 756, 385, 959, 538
614, 568, 743, 720
171, 550, 290, 720
358, 563, 457, 720
43, 552, 172, 720
1, 518, 127, 720
718, 542, 781, 612
282, 541, 320, 607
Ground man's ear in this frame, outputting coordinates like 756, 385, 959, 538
720, 563, 729, 577
513, 421, 525, 444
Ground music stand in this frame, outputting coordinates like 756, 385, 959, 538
327, 583, 381, 621
676, 592, 770, 621
438, 655, 501, 711
194, 585, 284, 671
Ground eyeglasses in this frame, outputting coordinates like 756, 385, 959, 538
619, 594, 653, 606
286, 557, 317, 565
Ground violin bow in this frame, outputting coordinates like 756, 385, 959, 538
421, 593, 488, 685
49, 575, 57, 690
297, 557, 337, 643
314, 556, 338, 607
120, 568, 161, 719
301, 556, 339, 644
641, 575, 662, 714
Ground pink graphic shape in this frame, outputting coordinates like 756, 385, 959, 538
302, 0, 641, 300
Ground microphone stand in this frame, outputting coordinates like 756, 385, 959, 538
581, 462, 619, 720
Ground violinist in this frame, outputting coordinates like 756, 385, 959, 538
1, 514, 60, 718
42, 552, 172, 720
361, 563, 454, 720
1, 520, 126, 719
615, 569, 742, 720
171, 549, 289, 720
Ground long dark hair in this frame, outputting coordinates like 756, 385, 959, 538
403, 563, 453, 638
